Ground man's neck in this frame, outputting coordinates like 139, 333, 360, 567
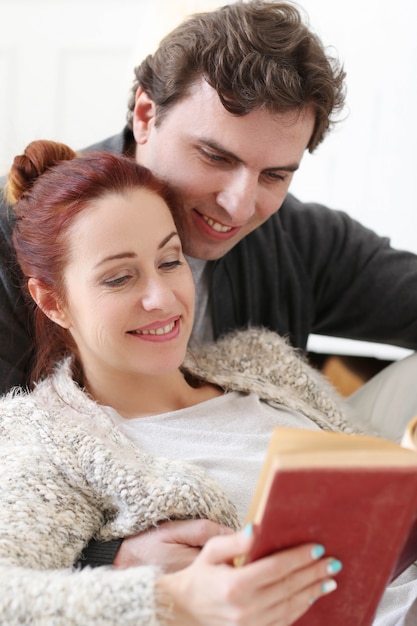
185, 256, 214, 344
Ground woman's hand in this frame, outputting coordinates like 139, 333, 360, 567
156, 527, 341, 626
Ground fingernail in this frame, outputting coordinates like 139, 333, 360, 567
243, 523, 253, 537
322, 579, 338, 594
311, 544, 325, 560
327, 559, 343, 575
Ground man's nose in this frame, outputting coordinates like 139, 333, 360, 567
215, 171, 257, 223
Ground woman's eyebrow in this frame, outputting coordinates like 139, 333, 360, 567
94, 232, 180, 269
158, 231, 180, 249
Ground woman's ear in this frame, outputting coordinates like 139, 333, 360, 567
132, 87, 157, 145
28, 278, 71, 329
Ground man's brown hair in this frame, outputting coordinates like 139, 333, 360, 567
127, 0, 345, 152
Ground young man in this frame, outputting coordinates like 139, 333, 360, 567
2, 1, 417, 586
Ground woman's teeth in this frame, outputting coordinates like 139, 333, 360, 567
134, 321, 175, 336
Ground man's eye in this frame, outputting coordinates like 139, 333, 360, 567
200, 148, 228, 163
265, 171, 287, 182
208, 153, 226, 162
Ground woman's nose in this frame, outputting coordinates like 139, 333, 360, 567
140, 277, 176, 311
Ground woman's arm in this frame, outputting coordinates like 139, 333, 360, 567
0, 430, 161, 624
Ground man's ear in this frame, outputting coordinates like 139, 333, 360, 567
28, 278, 71, 329
132, 87, 157, 145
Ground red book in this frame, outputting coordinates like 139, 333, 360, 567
240, 424, 417, 626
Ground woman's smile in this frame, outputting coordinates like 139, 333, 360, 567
127, 316, 181, 341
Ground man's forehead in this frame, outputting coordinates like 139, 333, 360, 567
167, 78, 313, 134
171, 98, 313, 163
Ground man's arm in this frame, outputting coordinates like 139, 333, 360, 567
279, 196, 417, 349
78, 520, 233, 570
214, 194, 417, 352
78, 539, 122, 568
0, 188, 34, 392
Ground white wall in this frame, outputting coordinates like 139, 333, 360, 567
0, 0, 225, 171
291, 0, 417, 256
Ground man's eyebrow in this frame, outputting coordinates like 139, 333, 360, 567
199, 139, 299, 172
94, 232, 180, 269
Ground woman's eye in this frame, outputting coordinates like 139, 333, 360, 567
160, 260, 184, 271
103, 275, 131, 287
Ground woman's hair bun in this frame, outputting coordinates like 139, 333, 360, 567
5, 139, 77, 204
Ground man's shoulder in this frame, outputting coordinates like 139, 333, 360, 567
278, 193, 346, 227
257, 193, 376, 245
81, 126, 133, 156
0, 175, 15, 238
224, 193, 388, 279
241, 193, 346, 246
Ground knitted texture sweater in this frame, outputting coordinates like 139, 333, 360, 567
0, 327, 352, 625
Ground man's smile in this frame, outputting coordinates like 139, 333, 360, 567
201, 214, 233, 233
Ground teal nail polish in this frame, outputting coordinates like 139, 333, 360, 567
322, 579, 338, 594
327, 559, 343, 575
243, 523, 253, 537
311, 544, 325, 560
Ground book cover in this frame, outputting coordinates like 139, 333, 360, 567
242, 427, 417, 626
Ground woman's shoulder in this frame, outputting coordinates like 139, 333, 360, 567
185, 327, 298, 374
0, 384, 42, 413
0, 359, 90, 434
0, 377, 55, 439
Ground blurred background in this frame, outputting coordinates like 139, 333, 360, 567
1, 0, 416, 374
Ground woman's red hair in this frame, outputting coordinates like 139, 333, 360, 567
8, 140, 175, 384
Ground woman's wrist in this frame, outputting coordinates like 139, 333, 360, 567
155, 572, 187, 625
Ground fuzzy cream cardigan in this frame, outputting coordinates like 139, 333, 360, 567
0, 328, 352, 625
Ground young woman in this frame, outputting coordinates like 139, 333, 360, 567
0, 139, 361, 625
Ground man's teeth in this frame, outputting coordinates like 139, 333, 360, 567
135, 322, 175, 336
202, 215, 233, 233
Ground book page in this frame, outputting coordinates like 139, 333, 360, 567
401, 415, 417, 452
266, 427, 417, 468
245, 427, 417, 528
